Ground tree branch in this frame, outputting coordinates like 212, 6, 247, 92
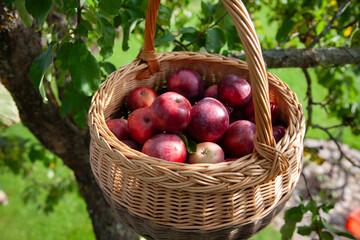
230, 47, 360, 68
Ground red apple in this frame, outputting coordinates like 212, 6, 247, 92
243, 98, 279, 124
142, 133, 187, 163
187, 97, 229, 142
230, 108, 243, 123
127, 86, 157, 111
222, 120, 256, 158
167, 68, 204, 101
204, 84, 218, 99
217, 74, 251, 108
150, 92, 192, 133
188, 142, 225, 164
121, 139, 141, 151
224, 158, 238, 162
128, 107, 159, 144
273, 125, 287, 143
106, 118, 130, 140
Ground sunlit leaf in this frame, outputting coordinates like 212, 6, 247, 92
206, 27, 225, 53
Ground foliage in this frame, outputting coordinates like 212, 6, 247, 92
280, 195, 356, 240
2, 0, 360, 239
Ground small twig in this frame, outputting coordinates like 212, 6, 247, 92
276, 32, 301, 48
325, 123, 349, 130
302, 172, 314, 201
332, 20, 358, 31
210, 12, 228, 28
301, 173, 323, 240
303, 67, 313, 134
307, 0, 353, 49
157, 25, 190, 51
310, 124, 360, 168
75, 0, 82, 29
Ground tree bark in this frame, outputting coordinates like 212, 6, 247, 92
0, 7, 138, 240
230, 46, 360, 68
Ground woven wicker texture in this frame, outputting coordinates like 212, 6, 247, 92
88, 0, 306, 239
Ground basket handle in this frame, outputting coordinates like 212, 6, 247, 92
139, 0, 289, 179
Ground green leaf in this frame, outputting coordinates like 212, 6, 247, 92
305, 200, 318, 214
74, 20, 92, 37
201, 1, 217, 22
59, 82, 91, 128
297, 225, 314, 236
319, 231, 334, 240
113, 14, 122, 28
68, 39, 101, 96
50, 72, 61, 106
29, 42, 56, 102
3, 0, 15, 9
180, 27, 200, 43
155, 31, 175, 46
56, 42, 73, 70
322, 220, 356, 239
178, 134, 197, 154
57, 0, 78, 12
97, 15, 116, 59
157, 5, 171, 26
73, 109, 88, 129
206, 27, 225, 53
14, 0, 32, 27
119, 8, 141, 52
276, 19, 296, 43
280, 205, 306, 240
226, 25, 241, 51
98, 0, 122, 15
29, 145, 45, 163
25, 0, 52, 28
350, 29, 360, 47
99, 62, 117, 75
122, 19, 139, 51
38, 71, 49, 103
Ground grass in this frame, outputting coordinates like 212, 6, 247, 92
0, 167, 95, 240
0, 123, 95, 240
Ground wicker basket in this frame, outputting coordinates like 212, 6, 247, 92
88, 0, 306, 239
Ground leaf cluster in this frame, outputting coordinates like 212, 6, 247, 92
280, 197, 356, 240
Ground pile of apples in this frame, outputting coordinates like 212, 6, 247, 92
106, 68, 287, 164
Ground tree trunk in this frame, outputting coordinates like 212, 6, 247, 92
0, 6, 138, 240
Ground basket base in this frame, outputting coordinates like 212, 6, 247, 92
103, 191, 291, 240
